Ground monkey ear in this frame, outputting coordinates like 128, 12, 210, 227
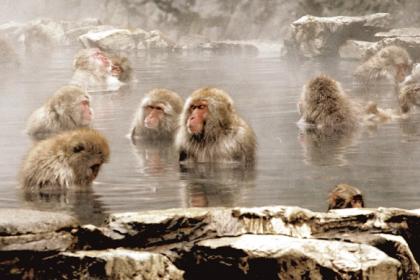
73, 143, 85, 153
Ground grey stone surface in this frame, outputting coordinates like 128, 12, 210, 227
284, 13, 391, 58
376, 28, 420, 39
0, 208, 78, 235
364, 37, 420, 61
180, 234, 401, 279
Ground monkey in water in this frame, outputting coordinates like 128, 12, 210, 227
107, 52, 132, 82
176, 87, 256, 164
20, 128, 110, 190
26, 85, 93, 141
131, 88, 183, 141
327, 184, 365, 210
354, 45, 412, 85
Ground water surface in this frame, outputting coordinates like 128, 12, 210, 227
1, 48, 420, 224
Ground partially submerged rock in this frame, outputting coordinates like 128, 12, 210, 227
365, 36, 420, 61
284, 13, 391, 58
339, 39, 376, 60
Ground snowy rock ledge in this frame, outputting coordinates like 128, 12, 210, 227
1, 206, 420, 279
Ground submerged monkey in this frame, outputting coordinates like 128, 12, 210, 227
131, 88, 183, 142
20, 128, 110, 190
176, 87, 256, 164
26, 85, 93, 141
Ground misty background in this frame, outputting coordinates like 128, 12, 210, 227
1, 0, 420, 41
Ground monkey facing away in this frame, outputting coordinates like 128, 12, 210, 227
298, 75, 359, 134
176, 87, 256, 164
131, 88, 183, 141
20, 128, 110, 190
328, 184, 365, 210
354, 45, 412, 85
26, 85, 93, 141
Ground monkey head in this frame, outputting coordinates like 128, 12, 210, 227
132, 88, 183, 140
183, 87, 235, 140
328, 184, 364, 210
399, 84, 420, 113
49, 85, 93, 128
73, 48, 111, 75
63, 129, 110, 186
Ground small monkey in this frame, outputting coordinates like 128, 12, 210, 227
70, 48, 122, 92
298, 75, 359, 134
20, 128, 110, 190
108, 52, 132, 82
176, 87, 256, 164
131, 88, 183, 141
354, 45, 412, 84
399, 84, 420, 113
328, 184, 365, 210
26, 85, 93, 141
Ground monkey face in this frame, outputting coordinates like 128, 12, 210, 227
78, 97, 93, 126
396, 63, 412, 83
187, 100, 208, 135
143, 104, 165, 130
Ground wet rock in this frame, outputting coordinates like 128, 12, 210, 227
79, 28, 137, 51
284, 13, 391, 58
339, 39, 375, 60
24, 18, 67, 50
179, 234, 401, 279
314, 232, 419, 280
0, 209, 77, 251
43, 249, 184, 279
376, 28, 420, 39
141, 30, 176, 50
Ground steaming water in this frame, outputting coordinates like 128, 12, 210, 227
1, 47, 420, 225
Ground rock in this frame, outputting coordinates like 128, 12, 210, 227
284, 13, 391, 58
24, 18, 67, 49
44, 249, 184, 279
79, 28, 136, 51
0, 208, 77, 235
314, 232, 420, 280
179, 234, 401, 279
376, 28, 420, 39
364, 37, 420, 61
141, 30, 176, 50
0, 209, 78, 251
339, 40, 376, 60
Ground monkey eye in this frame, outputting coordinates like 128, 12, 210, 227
81, 100, 89, 106
73, 144, 85, 153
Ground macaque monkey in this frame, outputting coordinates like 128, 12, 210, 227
399, 84, 420, 113
131, 88, 183, 141
176, 87, 256, 164
298, 75, 359, 134
107, 52, 132, 82
70, 48, 122, 92
328, 184, 365, 210
354, 45, 412, 85
20, 128, 110, 190
26, 85, 93, 141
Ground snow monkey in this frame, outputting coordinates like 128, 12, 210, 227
176, 87, 256, 164
20, 128, 110, 190
298, 75, 359, 134
328, 184, 365, 210
354, 45, 412, 85
131, 88, 184, 141
108, 52, 132, 82
26, 85, 93, 141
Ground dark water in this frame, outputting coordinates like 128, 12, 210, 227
1, 47, 420, 225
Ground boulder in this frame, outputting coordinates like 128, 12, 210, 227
284, 13, 392, 58
79, 28, 137, 51
44, 249, 184, 279
24, 18, 67, 49
179, 234, 401, 279
375, 28, 420, 39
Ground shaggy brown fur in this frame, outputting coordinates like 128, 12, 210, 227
328, 184, 365, 210
26, 85, 92, 141
176, 87, 256, 164
131, 88, 184, 141
354, 45, 412, 84
20, 128, 110, 190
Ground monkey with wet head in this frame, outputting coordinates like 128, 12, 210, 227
107, 52, 132, 82
20, 128, 110, 190
327, 184, 365, 210
131, 88, 183, 142
176, 87, 256, 164
354, 45, 412, 85
26, 85, 93, 141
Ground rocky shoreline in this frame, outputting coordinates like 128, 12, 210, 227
1, 206, 419, 279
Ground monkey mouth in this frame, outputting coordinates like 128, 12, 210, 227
90, 164, 101, 178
